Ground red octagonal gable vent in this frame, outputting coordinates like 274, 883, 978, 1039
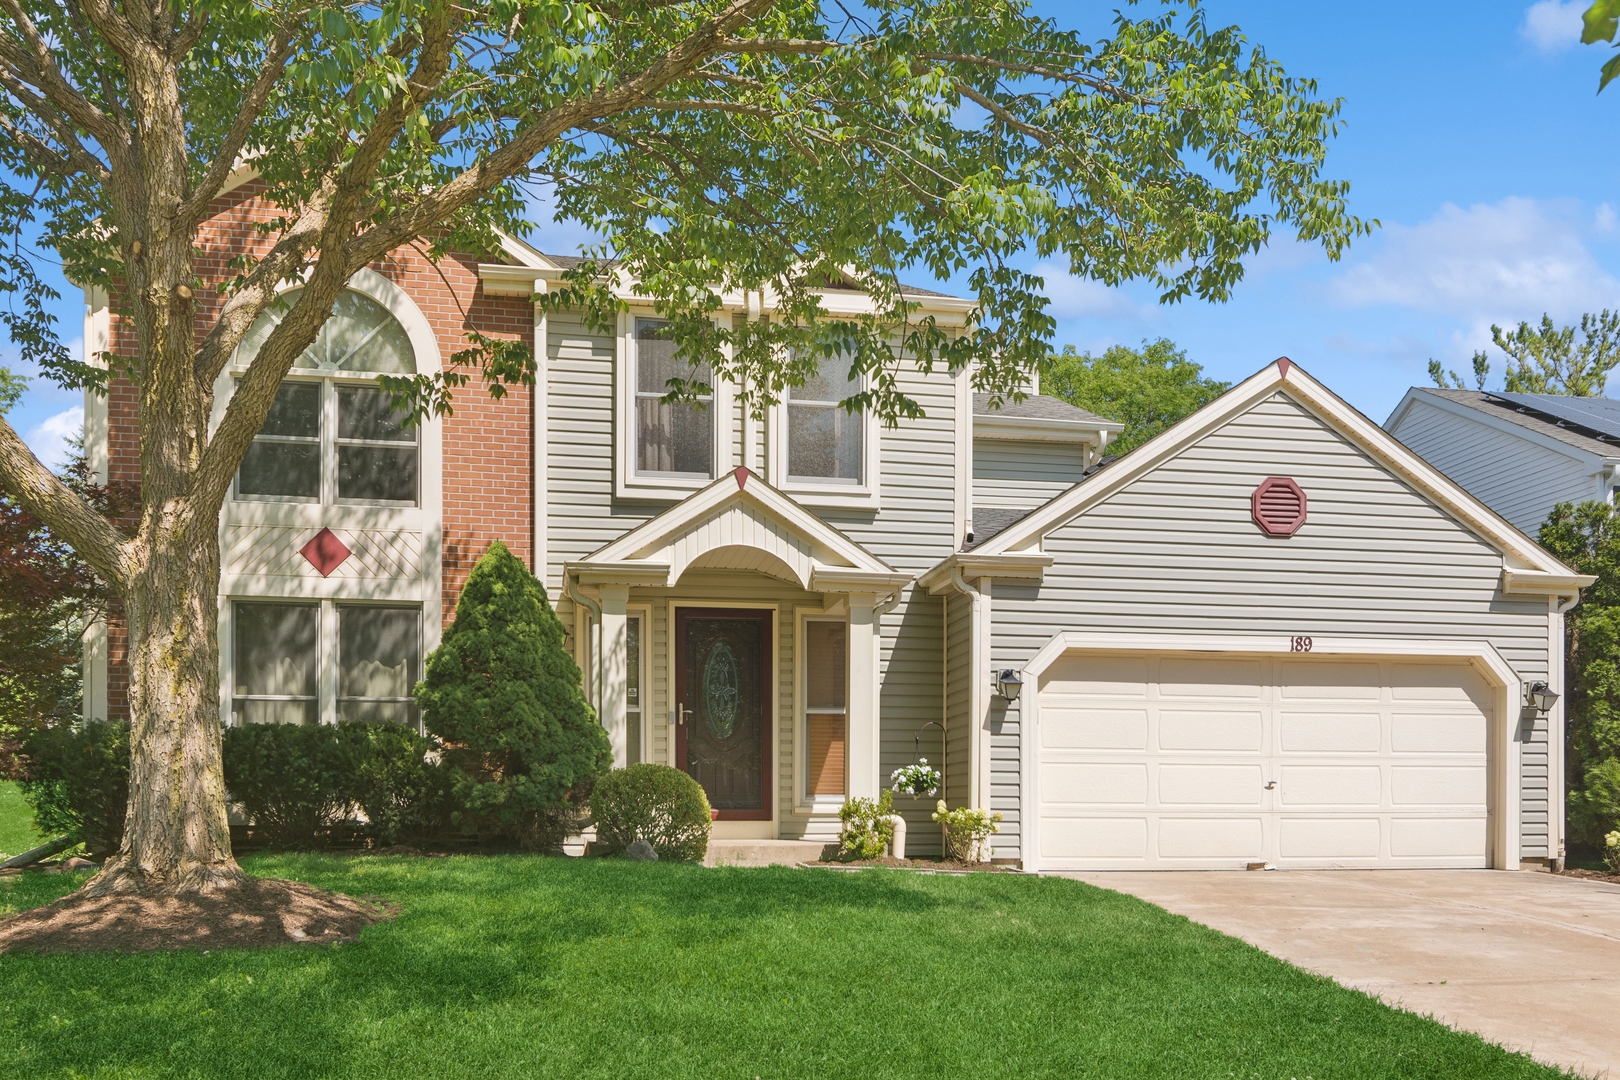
1251, 477, 1307, 538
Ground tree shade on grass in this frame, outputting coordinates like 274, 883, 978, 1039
0, 779, 44, 858
0, 857, 1562, 1079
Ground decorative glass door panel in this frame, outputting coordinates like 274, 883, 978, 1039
676, 609, 772, 819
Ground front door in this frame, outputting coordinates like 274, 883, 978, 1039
676, 608, 772, 820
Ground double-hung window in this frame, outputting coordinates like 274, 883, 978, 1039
787, 352, 863, 485
632, 318, 715, 480
803, 620, 848, 800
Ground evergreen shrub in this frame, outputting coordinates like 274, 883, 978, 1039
222, 722, 356, 849
590, 763, 711, 861
417, 541, 611, 851
342, 721, 449, 846
18, 720, 129, 860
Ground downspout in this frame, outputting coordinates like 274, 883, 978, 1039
564, 571, 604, 710
1554, 589, 1582, 868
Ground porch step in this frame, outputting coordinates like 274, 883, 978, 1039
704, 839, 831, 868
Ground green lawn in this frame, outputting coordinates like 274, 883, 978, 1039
0, 780, 44, 860
0, 856, 1565, 1080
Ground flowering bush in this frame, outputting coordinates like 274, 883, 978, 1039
933, 801, 1002, 862
1606, 830, 1620, 873
838, 790, 895, 860
890, 759, 941, 797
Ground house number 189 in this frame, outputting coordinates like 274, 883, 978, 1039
1290, 636, 1313, 652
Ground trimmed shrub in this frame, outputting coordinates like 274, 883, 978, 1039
838, 790, 895, 860
19, 720, 129, 860
342, 721, 450, 846
222, 722, 353, 849
590, 764, 711, 862
418, 541, 611, 851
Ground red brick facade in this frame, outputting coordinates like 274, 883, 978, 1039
102, 178, 535, 719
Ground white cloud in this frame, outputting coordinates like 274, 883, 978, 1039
1521, 0, 1585, 52
1329, 197, 1620, 323
1031, 261, 1149, 319
25, 405, 82, 470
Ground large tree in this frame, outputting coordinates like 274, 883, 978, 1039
0, 0, 1369, 899
1043, 338, 1229, 455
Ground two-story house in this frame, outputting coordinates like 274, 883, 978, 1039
81, 175, 1589, 870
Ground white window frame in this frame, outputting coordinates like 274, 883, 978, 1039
615, 309, 733, 500
225, 598, 424, 729
626, 604, 651, 765
794, 608, 851, 814
768, 354, 880, 510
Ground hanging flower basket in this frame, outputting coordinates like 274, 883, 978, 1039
890, 759, 941, 798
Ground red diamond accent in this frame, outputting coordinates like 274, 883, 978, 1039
300, 527, 351, 576
734, 466, 749, 490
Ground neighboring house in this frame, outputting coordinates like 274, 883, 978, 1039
1386, 388, 1620, 535
79, 175, 1589, 871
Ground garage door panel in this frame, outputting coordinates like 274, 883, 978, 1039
1278, 765, 1382, 806
1040, 655, 1150, 697
1158, 763, 1264, 805
1391, 712, 1487, 754
1391, 816, 1486, 858
1158, 658, 1267, 698
1279, 711, 1382, 753
1041, 816, 1147, 860
1158, 817, 1264, 859
1158, 709, 1263, 751
1276, 661, 1382, 699
1278, 817, 1382, 860
1392, 766, 1486, 806
1390, 663, 1492, 712
1042, 707, 1148, 750
1041, 763, 1148, 805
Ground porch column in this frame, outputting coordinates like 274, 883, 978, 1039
847, 591, 881, 800
599, 583, 629, 768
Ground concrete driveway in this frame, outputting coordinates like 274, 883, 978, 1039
1066, 869, 1620, 1078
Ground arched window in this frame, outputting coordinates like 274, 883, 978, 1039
234, 288, 420, 506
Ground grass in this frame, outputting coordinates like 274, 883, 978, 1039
0, 780, 44, 859
0, 855, 1567, 1079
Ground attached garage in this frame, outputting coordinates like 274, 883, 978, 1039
1029, 643, 1512, 871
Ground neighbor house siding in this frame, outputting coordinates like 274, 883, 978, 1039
943, 590, 974, 813
972, 439, 1085, 511
993, 393, 1554, 860
1388, 398, 1603, 535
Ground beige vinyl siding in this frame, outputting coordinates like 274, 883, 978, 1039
973, 439, 1086, 510
943, 592, 974, 812
993, 394, 1554, 860
1389, 398, 1605, 535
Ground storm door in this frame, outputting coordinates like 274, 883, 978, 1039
675, 608, 772, 820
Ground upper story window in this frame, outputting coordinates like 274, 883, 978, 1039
634, 318, 714, 479
234, 289, 419, 506
788, 352, 863, 484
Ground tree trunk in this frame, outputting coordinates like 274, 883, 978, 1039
83, 518, 246, 896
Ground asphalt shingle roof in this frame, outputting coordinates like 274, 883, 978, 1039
972, 393, 1114, 426
1412, 388, 1620, 458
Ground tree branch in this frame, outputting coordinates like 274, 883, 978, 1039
633, 98, 778, 118
0, 65, 113, 182
0, 414, 129, 589
0, 0, 127, 148
719, 37, 831, 55
952, 79, 1051, 146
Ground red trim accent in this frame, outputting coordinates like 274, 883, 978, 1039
734, 466, 749, 490
1276, 357, 1292, 379
675, 607, 774, 821
1251, 477, 1307, 537
299, 527, 352, 576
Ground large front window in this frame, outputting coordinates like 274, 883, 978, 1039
634, 318, 714, 478
234, 289, 419, 505
232, 601, 421, 726
788, 352, 862, 484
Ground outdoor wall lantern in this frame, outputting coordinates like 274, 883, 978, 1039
1524, 681, 1560, 714
995, 669, 1024, 702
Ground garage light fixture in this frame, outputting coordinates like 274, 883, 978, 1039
1524, 681, 1559, 714
995, 669, 1023, 702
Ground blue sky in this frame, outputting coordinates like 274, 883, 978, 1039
7, 0, 1620, 468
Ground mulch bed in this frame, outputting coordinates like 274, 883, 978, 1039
0, 877, 397, 954
812, 856, 1021, 873
1555, 867, 1620, 886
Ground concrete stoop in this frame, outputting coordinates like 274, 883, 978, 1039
704, 839, 830, 868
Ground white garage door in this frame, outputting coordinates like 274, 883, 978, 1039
1035, 652, 1493, 870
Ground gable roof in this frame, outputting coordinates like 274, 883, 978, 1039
571, 467, 910, 595
1388, 387, 1620, 461
964, 359, 1587, 592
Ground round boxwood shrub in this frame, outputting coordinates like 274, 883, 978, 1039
589, 763, 711, 862
340, 721, 451, 847
222, 721, 354, 850
18, 720, 129, 860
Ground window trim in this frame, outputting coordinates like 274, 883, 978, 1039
615, 309, 733, 500
767, 353, 880, 509
626, 604, 652, 766
794, 609, 851, 813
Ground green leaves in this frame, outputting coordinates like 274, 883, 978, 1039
1580, 1, 1620, 89
1493, 311, 1620, 396
1041, 338, 1231, 455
